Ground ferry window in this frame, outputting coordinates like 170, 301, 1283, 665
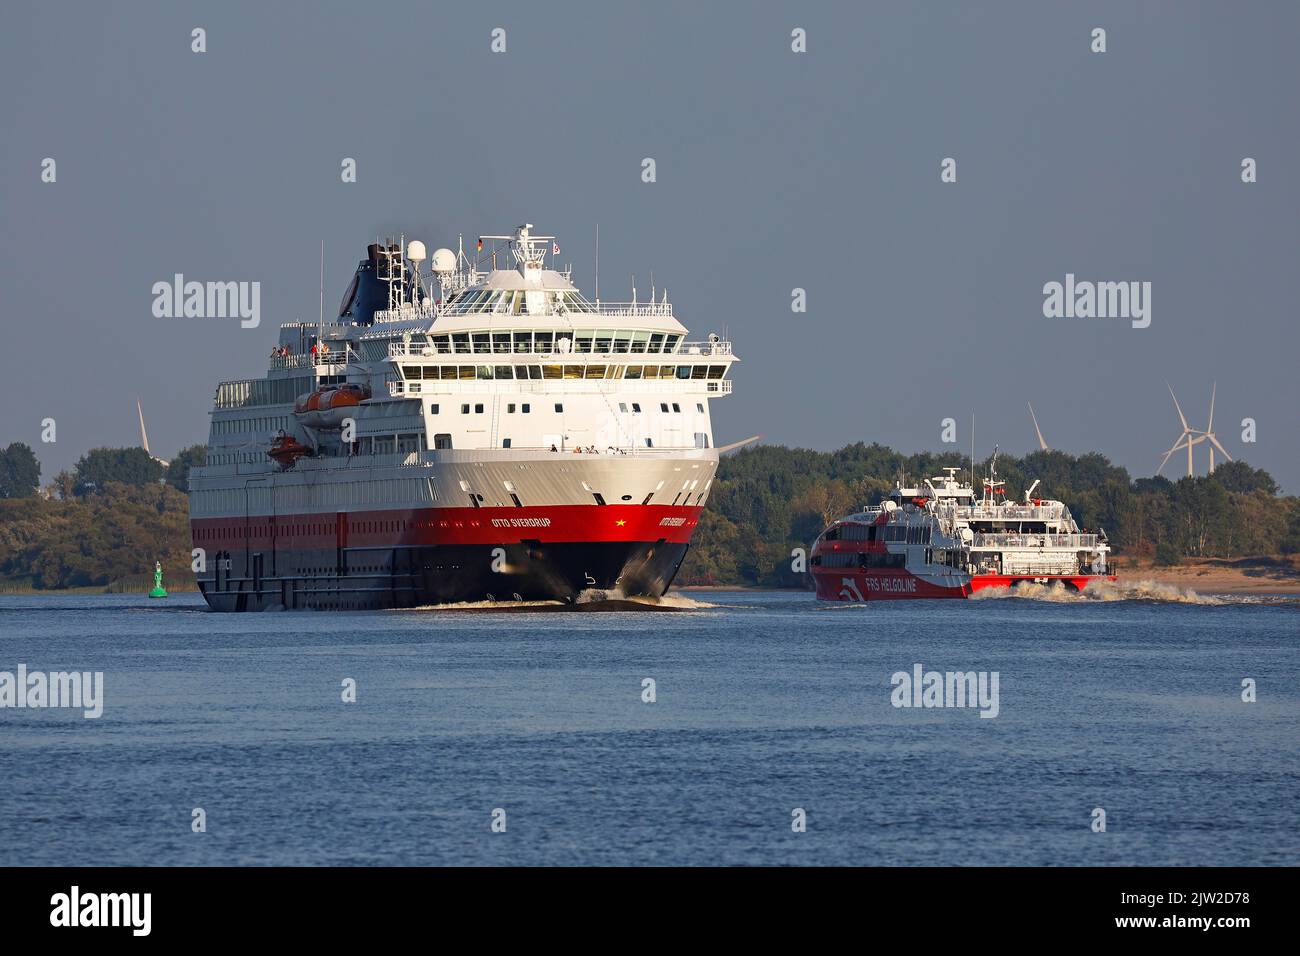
420, 366, 436, 379
528, 365, 542, 379
619, 403, 628, 413
676, 366, 692, 380
694, 433, 709, 448
664, 334, 682, 352
648, 333, 665, 353
691, 366, 707, 380
502, 438, 512, 448
476, 365, 494, 380
452, 333, 471, 354
554, 403, 564, 413
594, 331, 613, 352
405, 365, 422, 380
474, 404, 484, 414
645, 438, 653, 447
433, 434, 452, 450
543, 365, 562, 379
707, 365, 726, 378
508, 404, 517, 414
494, 366, 513, 379
586, 365, 607, 378
432, 335, 450, 354
461, 404, 470, 414
630, 331, 650, 353
563, 365, 584, 379
492, 332, 511, 353
457, 366, 476, 380
696, 403, 704, 413
471, 332, 491, 353
660, 403, 669, 412
522, 404, 530, 413
632, 403, 641, 413
513, 331, 532, 353
429, 404, 439, 414
573, 332, 594, 353
534, 331, 554, 351
672, 403, 681, 412
624, 366, 643, 379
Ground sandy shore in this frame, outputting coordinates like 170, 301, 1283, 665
1113, 558, 1300, 595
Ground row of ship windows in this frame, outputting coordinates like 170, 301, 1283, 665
812, 553, 908, 569
824, 524, 934, 544
402, 364, 727, 381
432, 402, 704, 415
405, 329, 684, 352
213, 416, 291, 436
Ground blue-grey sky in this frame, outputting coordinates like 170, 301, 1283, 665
3, 1, 1297, 489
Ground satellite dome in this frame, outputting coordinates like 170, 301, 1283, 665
406, 240, 427, 262
430, 247, 456, 273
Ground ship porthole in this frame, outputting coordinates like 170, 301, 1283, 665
621, 495, 632, 501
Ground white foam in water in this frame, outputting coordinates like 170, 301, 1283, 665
575, 587, 719, 609
969, 578, 1225, 605
401, 589, 718, 611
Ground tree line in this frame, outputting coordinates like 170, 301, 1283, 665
1, 440, 1297, 590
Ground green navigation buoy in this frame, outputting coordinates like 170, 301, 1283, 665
148, 560, 168, 599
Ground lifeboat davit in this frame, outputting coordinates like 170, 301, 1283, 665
294, 384, 370, 429
267, 433, 311, 469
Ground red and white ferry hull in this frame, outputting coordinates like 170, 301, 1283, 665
813, 568, 1117, 601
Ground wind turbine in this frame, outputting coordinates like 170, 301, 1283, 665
138, 399, 169, 467
1027, 402, 1049, 451
1157, 383, 1231, 477
1203, 382, 1232, 473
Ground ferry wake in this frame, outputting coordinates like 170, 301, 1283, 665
189, 224, 741, 610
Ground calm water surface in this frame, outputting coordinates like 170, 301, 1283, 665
0, 589, 1296, 866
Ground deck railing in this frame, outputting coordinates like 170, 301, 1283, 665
972, 533, 1100, 550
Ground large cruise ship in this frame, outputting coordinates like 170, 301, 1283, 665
810, 452, 1114, 600
188, 224, 739, 610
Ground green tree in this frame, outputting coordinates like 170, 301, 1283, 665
1208, 460, 1279, 496
73, 447, 164, 497
166, 443, 208, 492
0, 442, 41, 498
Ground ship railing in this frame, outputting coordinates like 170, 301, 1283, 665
269, 346, 358, 370
386, 379, 732, 397
942, 504, 1063, 520
435, 300, 677, 319
972, 533, 1101, 550
385, 339, 731, 358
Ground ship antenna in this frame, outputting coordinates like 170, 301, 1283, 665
970, 414, 975, 488
318, 240, 324, 337
594, 222, 599, 303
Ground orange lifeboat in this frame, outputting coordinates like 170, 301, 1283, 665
267, 433, 311, 468
315, 383, 371, 428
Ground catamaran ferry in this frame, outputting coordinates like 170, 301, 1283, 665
811, 452, 1114, 601
188, 224, 741, 610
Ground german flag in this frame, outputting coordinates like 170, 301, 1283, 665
476, 239, 483, 252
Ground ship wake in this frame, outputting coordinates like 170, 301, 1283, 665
970, 578, 1225, 605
